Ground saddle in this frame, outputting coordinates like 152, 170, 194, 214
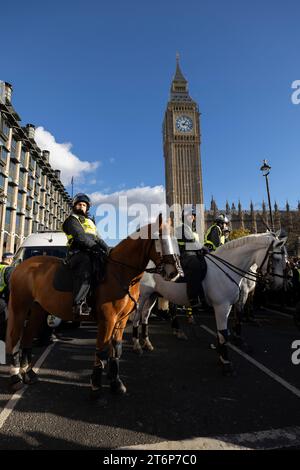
177, 251, 207, 307
53, 252, 106, 292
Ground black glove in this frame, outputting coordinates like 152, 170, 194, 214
96, 239, 110, 256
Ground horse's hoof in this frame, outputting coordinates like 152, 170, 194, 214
110, 379, 127, 395
133, 345, 143, 355
10, 374, 24, 391
89, 388, 102, 401
173, 330, 188, 340
141, 338, 154, 351
22, 369, 38, 385
221, 362, 236, 377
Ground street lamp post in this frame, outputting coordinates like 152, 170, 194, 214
260, 159, 274, 232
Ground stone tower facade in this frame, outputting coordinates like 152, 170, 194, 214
163, 56, 204, 237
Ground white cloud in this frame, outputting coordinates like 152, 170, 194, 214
89, 185, 165, 209
109, 157, 115, 164
90, 185, 166, 240
35, 126, 99, 185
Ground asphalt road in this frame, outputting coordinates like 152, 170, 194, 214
0, 307, 300, 450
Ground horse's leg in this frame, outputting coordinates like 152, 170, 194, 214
109, 317, 128, 395
20, 303, 48, 385
132, 297, 145, 355
140, 294, 157, 351
6, 294, 33, 391
90, 313, 116, 399
214, 304, 235, 376
170, 303, 187, 340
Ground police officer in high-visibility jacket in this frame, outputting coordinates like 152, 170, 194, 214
62, 193, 109, 316
204, 214, 229, 251
175, 206, 206, 308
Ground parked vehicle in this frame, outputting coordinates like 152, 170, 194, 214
12, 231, 70, 333
13, 231, 68, 265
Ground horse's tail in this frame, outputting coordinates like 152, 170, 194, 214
6, 265, 34, 354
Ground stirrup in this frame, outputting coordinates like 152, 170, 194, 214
80, 301, 91, 316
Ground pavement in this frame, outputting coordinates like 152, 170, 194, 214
0, 307, 299, 450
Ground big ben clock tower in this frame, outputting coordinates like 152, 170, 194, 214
163, 55, 204, 237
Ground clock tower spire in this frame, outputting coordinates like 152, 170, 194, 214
163, 55, 204, 239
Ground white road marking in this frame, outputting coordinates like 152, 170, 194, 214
123, 425, 300, 450
200, 324, 300, 399
0, 343, 56, 430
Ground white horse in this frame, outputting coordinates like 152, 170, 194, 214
134, 233, 287, 373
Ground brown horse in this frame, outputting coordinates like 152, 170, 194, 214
6, 218, 179, 396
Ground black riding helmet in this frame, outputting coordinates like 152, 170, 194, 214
72, 193, 91, 210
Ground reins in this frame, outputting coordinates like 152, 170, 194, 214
205, 238, 287, 287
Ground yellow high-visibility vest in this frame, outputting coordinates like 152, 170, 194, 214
204, 224, 223, 251
65, 214, 98, 247
0, 264, 8, 293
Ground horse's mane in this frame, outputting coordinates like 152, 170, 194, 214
110, 220, 170, 255
216, 233, 274, 254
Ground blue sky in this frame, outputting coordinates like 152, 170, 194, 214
2, 0, 300, 214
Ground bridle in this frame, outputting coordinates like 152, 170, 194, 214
206, 238, 288, 288
107, 235, 183, 327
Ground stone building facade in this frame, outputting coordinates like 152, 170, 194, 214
0, 81, 72, 258
205, 197, 300, 255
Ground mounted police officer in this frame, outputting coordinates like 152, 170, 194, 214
204, 214, 229, 251
175, 206, 202, 255
0, 252, 14, 342
175, 206, 206, 308
62, 193, 109, 317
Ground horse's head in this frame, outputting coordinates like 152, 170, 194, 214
259, 234, 288, 290
148, 215, 184, 281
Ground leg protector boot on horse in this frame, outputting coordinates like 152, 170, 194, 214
20, 347, 38, 385
108, 340, 127, 395
8, 344, 23, 391
140, 323, 154, 351
90, 347, 109, 399
132, 325, 143, 355
217, 330, 234, 376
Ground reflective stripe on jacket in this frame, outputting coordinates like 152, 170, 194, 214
64, 214, 98, 248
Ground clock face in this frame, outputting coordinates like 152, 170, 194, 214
176, 115, 193, 132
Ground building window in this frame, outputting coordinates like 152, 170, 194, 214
29, 155, 35, 171
8, 161, 17, 182
20, 148, 27, 167
0, 114, 10, 139
10, 136, 18, 160
17, 192, 23, 211
15, 214, 21, 232
0, 173, 5, 191
24, 218, 30, 237
0, 144, 8, 166
5, 209, 12, 231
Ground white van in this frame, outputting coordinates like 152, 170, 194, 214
12, 231, 70, 329
13, 231, 68, 265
